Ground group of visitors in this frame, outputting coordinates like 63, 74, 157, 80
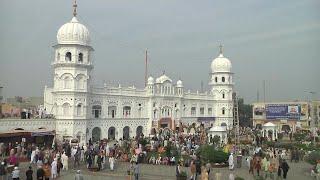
245, 148, 290, 179
0, 123, 319, 180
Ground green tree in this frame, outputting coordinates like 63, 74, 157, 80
238, 98, 253, 127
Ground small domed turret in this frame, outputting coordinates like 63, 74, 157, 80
147, 76, 154, 85
176, 80, 183, 88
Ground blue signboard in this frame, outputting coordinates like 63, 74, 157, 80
266, 104, 301, 120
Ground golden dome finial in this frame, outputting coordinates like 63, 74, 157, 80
219, 44, 223, 54
73, 0, 77, 17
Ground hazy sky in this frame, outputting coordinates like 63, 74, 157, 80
0, 0, 319, 103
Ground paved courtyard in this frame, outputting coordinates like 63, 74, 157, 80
15, 160, 314, 180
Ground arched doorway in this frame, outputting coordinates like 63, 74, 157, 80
123, 126, 130, 140
282, 125, 291, 132
221, 123, 227, 127
256, 124, 262, 130
268, 130, 273, 139
92, 127, 101, 142
108, 127, 115, 140
150, 128, 156, 135
76, 131, 83, 142
136, 126, 143, 137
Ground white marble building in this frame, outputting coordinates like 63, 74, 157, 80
40, 4, 235, 143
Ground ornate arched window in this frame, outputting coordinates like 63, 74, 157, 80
222, 107, 225, 115
208, 108, 212, 116
222, 77, 225, 82
92, 105, 102, 118
191, 107, 196, 116
64, 76, 71, 89
78, 53, 83, 63
222, 93, 225, 99
123, 106, 131, 118
77, 104, 82, 116
215, 77, 218, 83
65, 52, 72, 61
78, 76, 85, 89
200, 107, 205, 116
54, 103, 58, 115
108, 106, 117, 118
63, 103, 70, 116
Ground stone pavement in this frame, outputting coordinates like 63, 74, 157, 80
15, 160, 313, 180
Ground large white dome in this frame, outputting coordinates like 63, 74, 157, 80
57, 17, 90, 46
156, 74, 172, 84
211, 53, 232, 73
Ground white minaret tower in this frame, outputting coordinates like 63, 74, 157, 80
51, 0, 93, 119
176, 79, 184, 97
209, 45, 234, 128
146, 76, 155, 95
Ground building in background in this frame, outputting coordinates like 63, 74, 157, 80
311, 101, 320, 128
252, 101, 317, 132
38, 2, 235, 143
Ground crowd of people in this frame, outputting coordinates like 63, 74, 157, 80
0, 124, 318, 180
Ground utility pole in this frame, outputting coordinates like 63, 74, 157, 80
305, 91, 318, 142
201, 81, 204, 93
263, 80, 266, 103
0, 86, 3, 118
144, 49, 148, 87
0, 86, 3, 103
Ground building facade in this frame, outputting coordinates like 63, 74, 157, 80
252, 101, 312, 132
39, 4, 235, 143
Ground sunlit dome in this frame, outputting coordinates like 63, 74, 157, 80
156, 74, 172, 84
211, 46, 232, 73
211, 53, 232, 73
147, 76, 154, 85
57, 17, 90, 46
176, 80, 183, 87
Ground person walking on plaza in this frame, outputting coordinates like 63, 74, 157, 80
97, 154, 102, 171
86, 153, 92, 168
228, 153, 234, 170
134, 162, 140, 180
281, 159, 290, 179
51, 158, 58, 179
249, 156, 254, 176
109, 156, 115, 171
61, 152, 69, 171
43, 163, 51, 180
255, 158, 261, 177
277, 160, 282, 180
30, 148, 36, 164
263, 157, 270, 179
267, 160, 275, 179
189, 160, 196, 180
201, 166, 208, 180
75, 170, 84, 180
195, 158, 201, 179
206, 161, 211, 176
229, 173, 235, 180
12, 166, 20, 180
26, 166, 33, 180
74, 150, 80, 169
0, 161, 7, 180
36, 165, 45, 180
176, 161, 182, 178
